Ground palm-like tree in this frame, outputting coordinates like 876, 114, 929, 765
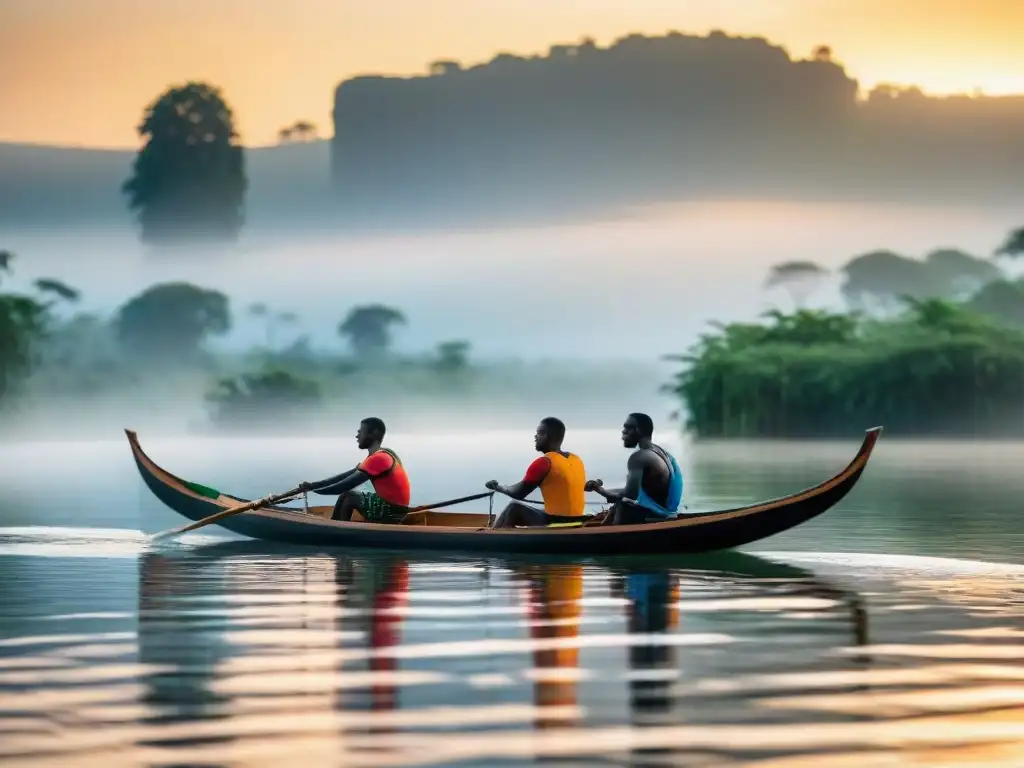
764, 260, 829, 308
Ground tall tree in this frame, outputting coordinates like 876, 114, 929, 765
338, 305, 407, 358
123, 82, 247, 246
114, 282, 231, 360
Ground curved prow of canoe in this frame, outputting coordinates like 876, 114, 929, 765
125, 426, 883, 555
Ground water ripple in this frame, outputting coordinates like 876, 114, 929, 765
0, 532, 1021, 766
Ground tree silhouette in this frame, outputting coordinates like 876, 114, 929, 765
840, 250, 941, 312
292, 121, 317, 141
277, 120, 318, 143
922, 248, 1002, 297
114, 282, 231, 359
338, 305, 407, 357
123, 82, 247, 246
434, 340, 471, 373
764, 261, 829, 308
0, 250, 12, 276
996, 227, 1024, 258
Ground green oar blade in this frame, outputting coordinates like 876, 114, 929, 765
183, 480, 222, 500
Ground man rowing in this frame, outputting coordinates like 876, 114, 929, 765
485, 417, 588, 528
298, 417, 411, 524
585, 413, 683, 525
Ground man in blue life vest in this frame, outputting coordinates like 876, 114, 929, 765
585, 412, 684, 525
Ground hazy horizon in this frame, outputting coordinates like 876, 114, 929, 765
4, 199, 1018, 359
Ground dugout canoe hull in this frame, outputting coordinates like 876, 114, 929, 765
127, 427, 881, 555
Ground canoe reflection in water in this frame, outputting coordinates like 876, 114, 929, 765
135, 544, 871, 765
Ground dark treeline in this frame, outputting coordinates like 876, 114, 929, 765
330, 31, 1024, 224
668, 225, 1024, 439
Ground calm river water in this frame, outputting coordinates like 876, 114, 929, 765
0, 430, 1022, 767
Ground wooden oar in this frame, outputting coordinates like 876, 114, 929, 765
150, 486, 304, 542
487, 486, 609, 528
405, 491, 494, 514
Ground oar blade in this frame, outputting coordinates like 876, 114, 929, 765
147, 486, 302, 542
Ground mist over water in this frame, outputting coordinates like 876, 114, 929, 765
4, 197, 1018, 441
6, 200, 1018, 360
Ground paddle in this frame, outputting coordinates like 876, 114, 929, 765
405, 490, 494, 514
485, 485, 609, 528
150, 486, 304, 542
153, 487, 496, 541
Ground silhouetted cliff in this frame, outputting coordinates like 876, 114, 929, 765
331, 31, 1024, 225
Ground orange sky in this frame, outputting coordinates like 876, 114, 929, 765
1, 0, 1022, 148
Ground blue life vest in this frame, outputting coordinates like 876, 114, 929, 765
632, 446, 683, 518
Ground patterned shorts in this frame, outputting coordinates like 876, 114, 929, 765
357, 492, 408, 524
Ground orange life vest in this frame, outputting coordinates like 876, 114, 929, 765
539, 452, 586, 516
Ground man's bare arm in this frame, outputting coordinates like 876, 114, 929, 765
591, 453, 646, 502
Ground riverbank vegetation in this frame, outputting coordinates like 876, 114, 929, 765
669, 227, 1024, 438
0, 252, 657, 438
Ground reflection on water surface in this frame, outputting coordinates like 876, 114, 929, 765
0, 535, 1021, 767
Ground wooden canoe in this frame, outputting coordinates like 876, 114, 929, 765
127, 426, 882, 555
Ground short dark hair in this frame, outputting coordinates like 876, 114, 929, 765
629, 412, 654, 438
539, 416, 566, 443
361, 417, 386, 437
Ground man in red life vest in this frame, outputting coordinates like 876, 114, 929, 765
298, 417, 412, 524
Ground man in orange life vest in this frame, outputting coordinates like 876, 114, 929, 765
485, 417, 587, 528
298, 417, 412, 524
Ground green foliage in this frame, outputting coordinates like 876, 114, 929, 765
114, 282, 231, 359
965, 279, 1024, 328
0, 293, 49, 407
338, 304, 407, 358
122, 82, 247, 245
668, 302, 1024, 438
0, 253, 81, 410
206, 368, 322, 430
996, 227, 1024, 258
